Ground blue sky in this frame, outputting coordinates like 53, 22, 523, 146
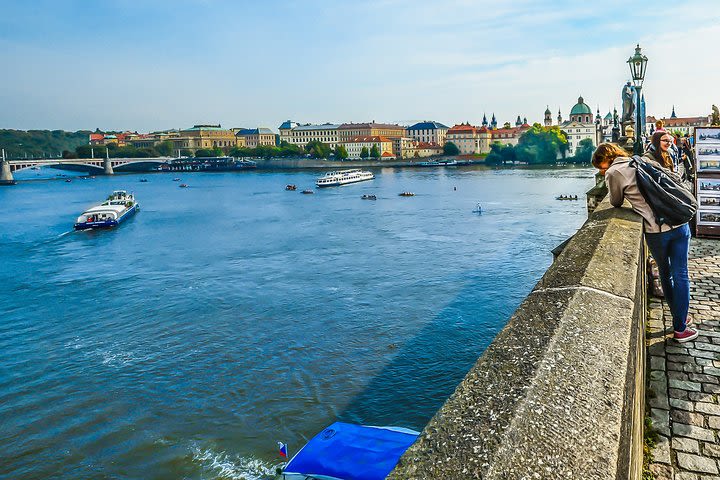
1, 0, 718, 132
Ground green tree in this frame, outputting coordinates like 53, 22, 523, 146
443, 142, 460, 156
194, 148, 216, 157
334, 144, 349, 160
155, 140, 174, 156
0, 129, 91, 159
305, 140, 331, 159
370, 144, 380, 159
485, 142, 515, 165
360, 146, 369, 159
515, 123, 568, 164
75, 144, 110, 158
570, 138, 595, 164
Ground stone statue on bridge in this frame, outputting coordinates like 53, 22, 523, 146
621, 81, 635, 123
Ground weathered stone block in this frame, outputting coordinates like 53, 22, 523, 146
672, 410, 705, 427
695, 402, 720, 416
704, 442, 720, 458
670, 379, 703, 392
670, 398, 694, 411
676, 452, 719, 474
673, 423, 716, 442
673, 437, 700, 453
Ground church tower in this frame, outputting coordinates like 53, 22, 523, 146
482, 113, 488, 127
515, 115, 522, 127
557, 108, 563, 125
544, 106, 552, 127
491, 113, 497, 129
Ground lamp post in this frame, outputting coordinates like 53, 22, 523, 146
627, 44, 648, 155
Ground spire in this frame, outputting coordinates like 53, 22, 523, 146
671, 105, 677, 118
515, 115, 522, 126
544, 105, 551, 115
557, 108, 562, 124
523, 117, 527, 124
482, 113, 488, 126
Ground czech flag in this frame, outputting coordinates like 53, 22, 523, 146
277, 441, 288, 458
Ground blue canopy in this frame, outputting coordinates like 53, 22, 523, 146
283, 422, 419, 480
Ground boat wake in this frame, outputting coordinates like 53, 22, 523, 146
191, 444, 281, 480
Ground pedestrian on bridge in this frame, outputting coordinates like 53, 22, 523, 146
592, 142, 698, 343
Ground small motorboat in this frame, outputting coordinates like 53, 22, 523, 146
65, 179, 72, 183
362, 194, 377, 200
399, 192, 415, 197
179, 183, 189, 188
556, 195, 579, 201
172, 178, 181, 182
302, 189, 314, 194
139, 178, 148, 182
286, 184, 297, 191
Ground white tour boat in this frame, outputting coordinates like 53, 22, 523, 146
315, 169, 374, 187
74, 190, 139, 230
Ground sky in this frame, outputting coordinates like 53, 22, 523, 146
1, 0, 718, 132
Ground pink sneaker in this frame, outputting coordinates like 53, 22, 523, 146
674, 328, 699, 343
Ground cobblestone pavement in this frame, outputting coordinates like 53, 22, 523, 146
648, 238, 720, 480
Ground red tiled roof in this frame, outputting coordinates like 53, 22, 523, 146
89, 133, 104, 140
447, 124, 479, 134
648, 116, 709, 127
416, 142, 442, 149
381, 152, 394, 157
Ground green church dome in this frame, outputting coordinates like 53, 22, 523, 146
570, 96, 592, 115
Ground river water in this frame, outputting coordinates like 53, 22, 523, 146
0, 165, 594, 479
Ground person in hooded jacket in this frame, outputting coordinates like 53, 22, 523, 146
592, 136, 697, 342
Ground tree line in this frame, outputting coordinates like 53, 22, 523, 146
484, 124, 593, 165
0, 129, 91, 158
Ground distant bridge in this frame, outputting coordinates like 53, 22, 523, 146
1, 157, 170, 184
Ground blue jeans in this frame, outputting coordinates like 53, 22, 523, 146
645, 223, 691, 332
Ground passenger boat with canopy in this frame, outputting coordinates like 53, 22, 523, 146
74, 190, 139, 230
315, 169, 374, 187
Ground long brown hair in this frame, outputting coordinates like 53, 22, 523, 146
650, 131, 674, 169
592, 142, 629, 169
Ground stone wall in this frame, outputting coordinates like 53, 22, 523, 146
389, 197, 647, 480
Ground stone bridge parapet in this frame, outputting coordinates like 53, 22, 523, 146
389, 196, 647, 479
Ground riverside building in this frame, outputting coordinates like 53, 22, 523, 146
343, 136, 393, 159
338, 122, 406, 155
547, 96, 603, 155
278, 122, 341, 149
234, 128, 276, 148
407, 121, 449, 146
646, 107, 711, 136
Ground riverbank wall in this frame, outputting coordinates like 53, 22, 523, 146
389, 195, 647, 479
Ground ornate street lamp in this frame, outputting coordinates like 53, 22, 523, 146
627, 44, 648, 154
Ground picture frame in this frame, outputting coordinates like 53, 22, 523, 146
696, 127, 720, 144
698, 194, 720, 209
695, 127, 720, 172
698, 211, 720, 226
698, 178, 720, 192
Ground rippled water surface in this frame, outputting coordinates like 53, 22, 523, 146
0, 166, 594, 479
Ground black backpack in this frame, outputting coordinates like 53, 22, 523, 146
630, 155, 697, 227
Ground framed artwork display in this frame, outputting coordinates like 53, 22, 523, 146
694, 127, 720, 237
